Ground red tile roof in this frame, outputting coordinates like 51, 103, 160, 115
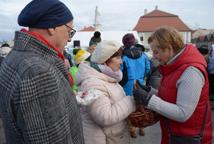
80, 26, 95, 31
133, 9, 191, 32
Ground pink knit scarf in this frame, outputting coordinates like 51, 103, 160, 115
98, 64, 123, 82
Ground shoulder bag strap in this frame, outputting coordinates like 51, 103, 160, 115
199, 102, 208, 138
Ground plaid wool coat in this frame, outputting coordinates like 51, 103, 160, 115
0, 31, 84, 144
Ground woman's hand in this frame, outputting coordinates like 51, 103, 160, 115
133, 80, 156, 106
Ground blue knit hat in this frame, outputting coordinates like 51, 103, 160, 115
18, 0, 73, 28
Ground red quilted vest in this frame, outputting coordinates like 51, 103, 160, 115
158, 44, 212, 144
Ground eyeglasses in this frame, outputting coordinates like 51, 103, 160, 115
65, 24, 76, 38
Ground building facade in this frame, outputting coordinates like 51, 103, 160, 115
133, 7, 191, 49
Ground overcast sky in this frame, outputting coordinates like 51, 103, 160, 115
0, 0, 213, 41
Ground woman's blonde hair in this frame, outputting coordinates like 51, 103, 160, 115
149, 26, 184, 53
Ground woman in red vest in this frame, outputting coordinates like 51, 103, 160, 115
133, 26, 212, 144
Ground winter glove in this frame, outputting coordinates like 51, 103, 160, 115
133, 80, 157, 106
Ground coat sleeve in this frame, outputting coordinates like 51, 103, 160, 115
144, 54, 151, 77
81, 79, 136, 127
15, 71, 74, 143
119, 61, 128, 86
88, 94, 135, 126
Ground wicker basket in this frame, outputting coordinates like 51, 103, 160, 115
128, 105, 160, 127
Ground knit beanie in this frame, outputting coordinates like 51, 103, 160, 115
18, 0, 73, 28
94, 31, 101, 38
122, 33, 136, 48
91, 40, 121, 64
74, 49, 91, 64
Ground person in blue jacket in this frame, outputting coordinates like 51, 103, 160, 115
120, 33, 150, 96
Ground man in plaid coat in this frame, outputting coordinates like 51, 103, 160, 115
0, 0, 84, 143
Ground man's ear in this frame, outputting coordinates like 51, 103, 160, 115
47, 28, 55, 36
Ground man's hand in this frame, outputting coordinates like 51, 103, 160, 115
133, 80, 156, 106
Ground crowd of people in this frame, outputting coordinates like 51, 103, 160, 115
0, 0, 213, 144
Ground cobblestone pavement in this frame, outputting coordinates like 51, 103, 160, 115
130, 122, 161, 144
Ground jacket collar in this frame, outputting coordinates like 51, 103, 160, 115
15, 29, 65, 61
159, 44, 207, 76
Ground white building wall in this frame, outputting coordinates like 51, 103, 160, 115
180, 32, 192, 44
138, 32, 153, 49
